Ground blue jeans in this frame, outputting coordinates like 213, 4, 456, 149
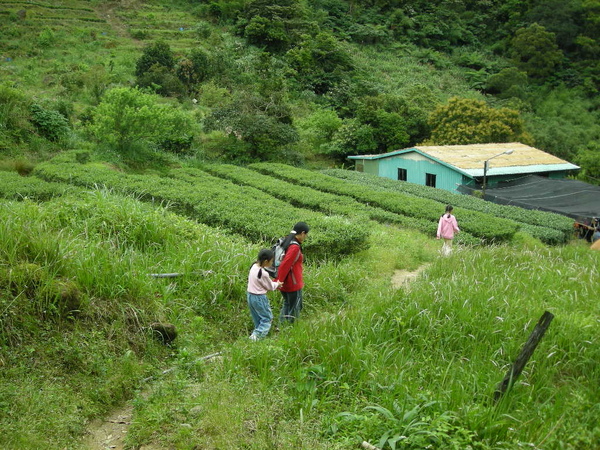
280, 290, 302, 324
247, 293, 273, 338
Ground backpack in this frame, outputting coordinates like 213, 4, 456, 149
265, 237, 299, 278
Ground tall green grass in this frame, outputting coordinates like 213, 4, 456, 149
128, 234, 599, 449
1, 184, 597, 448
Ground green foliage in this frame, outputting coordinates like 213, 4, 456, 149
88, 87, 196, 156
36, 26, 56, 48
322, 169, 574, 244
136, 64, 186, 97
135, 40, 176, 78
251, 162, 517, 243
29, 104, 70, 142
296, 107, 343, 155
176, 48, 213, 88
239, 0, 310, 52
485, 67, 529, 99
204, 93, 298, 161
286, 31, 355, 94
428, 97, 531, 145
33, 152, 371, 260
510, 23, 564, 78
0, 84, 33, 147
525, 86, 600, 160
574, 142, 600, 182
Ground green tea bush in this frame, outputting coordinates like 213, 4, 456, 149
252, 163, 518, 243
198, 163, 481, 246
33, 152, 370, 260
323, 168, 574, 242
0, 170, 76, 201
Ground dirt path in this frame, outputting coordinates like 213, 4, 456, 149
391, 264, 430, 289
83, 404, 133, 450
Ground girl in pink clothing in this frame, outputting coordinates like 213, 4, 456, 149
436, 205, 460, 256
247, 249, 283, 341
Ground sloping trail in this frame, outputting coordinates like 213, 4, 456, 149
83, 404, 132, 450
391, 264, 430, 289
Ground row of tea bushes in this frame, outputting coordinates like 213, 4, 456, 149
192, 164, 481, 246
251, 163, 519, 243
0, 170, 80, 201
323, 169, 574, 243
32, 152, 370, 260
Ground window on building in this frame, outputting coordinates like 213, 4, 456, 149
356, 162, 364, 172
425, 173, 437, 187
397, 168, 407, 181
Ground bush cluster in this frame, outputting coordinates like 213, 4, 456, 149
32, 152, 370, 260
323, 169, 574, 244
252, 163, 520, 243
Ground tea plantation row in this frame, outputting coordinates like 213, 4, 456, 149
31, 152, 368, 260
252, 163, 571, 245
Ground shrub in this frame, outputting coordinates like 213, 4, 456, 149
88, 87, 196, 155
29, 104, 70, 142
135, 41, 175, 78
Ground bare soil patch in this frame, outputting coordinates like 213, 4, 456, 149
391, 264, 429, 289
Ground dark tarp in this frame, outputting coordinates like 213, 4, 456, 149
459, 175, 600, 222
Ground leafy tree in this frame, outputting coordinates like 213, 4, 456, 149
204, 93, 298, 161
510, 23, 563, 78
88, 87, 195, 154
296, 107, 343, 154
354, 102, 410, 152
575, 143, 600, 183
485, 67, 529, 99
326, 118, 378, 159
239, 0, 310, 52
428, 97, 531, 145
286, 32, 354, 94
135, 41, 175, 78
137, 64, 186, 97
176, 49, 213, 89
525, 0, 583, 53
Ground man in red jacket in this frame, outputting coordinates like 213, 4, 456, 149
276, 222, 309, 324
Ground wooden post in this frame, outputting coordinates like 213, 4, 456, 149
494, 311, 554, 402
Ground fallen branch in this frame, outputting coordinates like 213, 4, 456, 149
149, 270, 213, 278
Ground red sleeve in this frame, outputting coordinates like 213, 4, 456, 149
276, 243, 300, 282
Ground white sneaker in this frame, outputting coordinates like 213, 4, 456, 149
249, 334, 258, 341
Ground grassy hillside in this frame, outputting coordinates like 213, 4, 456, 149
1, 0, 599, 178
1, 1, 599, 448
1, 153, 599, 448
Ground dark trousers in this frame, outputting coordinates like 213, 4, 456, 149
280, 289, 302, 324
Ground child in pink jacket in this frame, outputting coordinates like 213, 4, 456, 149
437, 205, 460, 255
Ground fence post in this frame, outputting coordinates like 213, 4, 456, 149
494, 311, 554, 402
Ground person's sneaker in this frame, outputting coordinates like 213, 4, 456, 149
249, 334, 258, 341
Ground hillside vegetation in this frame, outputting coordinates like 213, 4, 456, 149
1, 151, 599, 448
1, 0, 600, 179
1, 1, 599, 449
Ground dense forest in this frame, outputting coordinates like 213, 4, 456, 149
1, 0, 599, 181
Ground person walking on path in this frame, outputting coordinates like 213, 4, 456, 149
276, 222, 309, 324
247, 249, 282, 341
437, 205, 460, 256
